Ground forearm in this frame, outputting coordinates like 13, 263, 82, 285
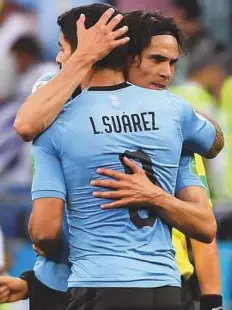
191, 238, 221, 294
152, 191, 216, 243
33, 238, 62, 260
29, 228, 61, 260
28, 216, 62, 260
196, 111, 224, 159
14, 52, 95, 141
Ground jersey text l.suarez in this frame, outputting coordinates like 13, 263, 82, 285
89, 112, 159, 134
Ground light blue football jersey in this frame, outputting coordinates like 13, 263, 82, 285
34, 153, 206, 292
31, 82, 215, 289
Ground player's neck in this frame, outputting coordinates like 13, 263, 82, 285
83, 69, 125, 89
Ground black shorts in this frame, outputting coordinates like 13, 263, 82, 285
20, 270, 66, 310
181, 277, 195, 310
60, 286, 182, 310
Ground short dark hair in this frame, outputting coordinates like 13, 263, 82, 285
57, 3, 128, 70
10, 35, 42, 59
124, 10, 185, 61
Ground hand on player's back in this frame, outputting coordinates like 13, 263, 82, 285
75, 8, 129, 62
91, 157, 164, 209
0, 276, 28, 303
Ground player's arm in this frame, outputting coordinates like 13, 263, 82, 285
14, 9, 129, 142
28, 126, 66, 258
194, 110, 224, 160
192, 238, 221, 296
191, 239, 222, 310
188, 156, 222, 310
175, 96, 224, 159
29, 199, 64, 258
91, 156, 217, 243
152, 155, 217, 243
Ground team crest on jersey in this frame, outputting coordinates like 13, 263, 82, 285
109, 94, 120, 108
36, 82, 45, 90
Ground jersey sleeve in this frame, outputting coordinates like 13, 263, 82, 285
31, 124, 67, 201
175, 153, 206, 194
170, 93, 216, 155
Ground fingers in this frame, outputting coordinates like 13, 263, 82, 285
123, 157, 144, 175
111, 26, 129, 39
0, 285, 9, 303
91, 179, 122, 189
0, 285, 8, 295
93, 190, 127, 200
76, 14, 86, 33
106, 13, 123, 31
101, 198, 132, 209
96, 8, 115, 27
96, 168, 129, 180
111, 37, 130, 48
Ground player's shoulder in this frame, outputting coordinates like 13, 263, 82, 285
32, 72, 57, 94
165, 90, 193, 116
33, 118, 62, 150
59, 87, 82, 112
129, 84, 189, 103
165, 90, 191, 106
132, 85, 192, 112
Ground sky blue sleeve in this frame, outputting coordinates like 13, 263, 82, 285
31, 124, 67, 201
170, 93, 216, 155
175, 153, 205, 194
181, 102, 216, 154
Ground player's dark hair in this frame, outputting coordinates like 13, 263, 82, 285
10, 35, 42, 60
57, 3, 128, 70
124, 10, 185, 62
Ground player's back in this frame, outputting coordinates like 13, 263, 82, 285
55, 83, 209, 288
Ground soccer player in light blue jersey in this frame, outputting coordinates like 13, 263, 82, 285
0, 4, 222, 310
0, 4, 223, 310
1, 6, 132, 310
0, 5, 223, 310
26, 4, 221, 310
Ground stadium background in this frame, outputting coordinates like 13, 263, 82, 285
0, 0, 231, 309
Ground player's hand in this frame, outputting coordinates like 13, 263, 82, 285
32, 244, 46, 257
75, 8, 129, 62
91, 157, 164, 209
0, 276, 28, 303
